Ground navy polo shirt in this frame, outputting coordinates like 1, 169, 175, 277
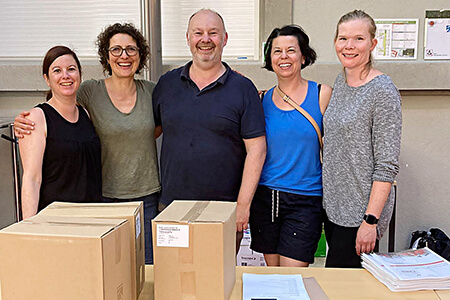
153, 61, 265, 205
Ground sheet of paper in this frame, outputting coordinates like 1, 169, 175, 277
424, 18, 450, 59
374, 19, 418, 59
243, 273, 311, 300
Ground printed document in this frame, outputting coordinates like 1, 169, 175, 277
243, 273, 310, 300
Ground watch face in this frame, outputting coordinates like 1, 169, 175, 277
364, 214, 378, 225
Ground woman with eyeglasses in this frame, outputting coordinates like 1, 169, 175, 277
14, 23, 160, 264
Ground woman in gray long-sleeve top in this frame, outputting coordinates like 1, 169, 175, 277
322, 10, 402, 268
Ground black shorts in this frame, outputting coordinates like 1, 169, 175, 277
249, 185, 323, 263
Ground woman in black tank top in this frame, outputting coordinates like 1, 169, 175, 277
19, 46, 102, 219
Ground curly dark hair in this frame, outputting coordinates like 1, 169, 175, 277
96, 23, 150, 76
263, 25, 317, 72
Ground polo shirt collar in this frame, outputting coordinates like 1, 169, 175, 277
180, 61, 231, 87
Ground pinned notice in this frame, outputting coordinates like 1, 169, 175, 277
425, 18, 450, 60
374, 19, 418, 60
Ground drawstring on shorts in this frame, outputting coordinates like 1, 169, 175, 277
271, 189, 279, 222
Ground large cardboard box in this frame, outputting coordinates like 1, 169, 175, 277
152, 201, 236, 300
38, 201, 145, 299
0, 215, 131, 300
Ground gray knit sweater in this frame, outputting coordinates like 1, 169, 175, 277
323, 73, 402, 238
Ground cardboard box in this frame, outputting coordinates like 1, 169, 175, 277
152, 200, 236, 300
38, 201, 145, 299
237, 248, 266, 267
0, 215, 131, 300
237, 227, 266, 267
240, 227, 252, 246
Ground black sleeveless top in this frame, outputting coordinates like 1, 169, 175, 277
37, 103, 102, 211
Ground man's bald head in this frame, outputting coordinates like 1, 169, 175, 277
187, 8, 226, 33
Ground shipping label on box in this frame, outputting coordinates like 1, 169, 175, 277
152, 201, 236, 300
0, 215, 132, 300
156, 224, 189, 247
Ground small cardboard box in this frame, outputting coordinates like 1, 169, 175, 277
237, 227, 266, 267
237, 250, 267, 267
152, 200, 236, 300
240, 227, 252, 246
38, 201, 145, 299
0, 215, 131, 300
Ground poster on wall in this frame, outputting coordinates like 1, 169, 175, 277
373, 19, 418, 60
424, 18, 450, 60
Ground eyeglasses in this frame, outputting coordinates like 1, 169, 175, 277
108, 46, 139, 57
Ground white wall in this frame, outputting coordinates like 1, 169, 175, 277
396, 93, 450, 249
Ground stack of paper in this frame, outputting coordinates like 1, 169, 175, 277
362, 247, 450, 292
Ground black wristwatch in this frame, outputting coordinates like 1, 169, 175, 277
363, 214, 379, 225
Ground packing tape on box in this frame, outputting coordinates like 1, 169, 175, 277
177, 202, 210, 292
22, 218, 124, 266
47, 203, 141, 209
22, 219, 125, 227
180, 201, 210, 222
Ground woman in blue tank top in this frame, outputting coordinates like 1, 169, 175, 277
249, 25, 332, 267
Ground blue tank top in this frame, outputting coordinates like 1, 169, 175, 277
259, 81, 323, 196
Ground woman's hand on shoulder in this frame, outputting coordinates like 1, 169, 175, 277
319, 84, 332, 114
19, 107, 46, 189
14, 110, 35, 138
19, 108, 46, 142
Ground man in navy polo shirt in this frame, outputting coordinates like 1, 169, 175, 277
153, 9, 266, 248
